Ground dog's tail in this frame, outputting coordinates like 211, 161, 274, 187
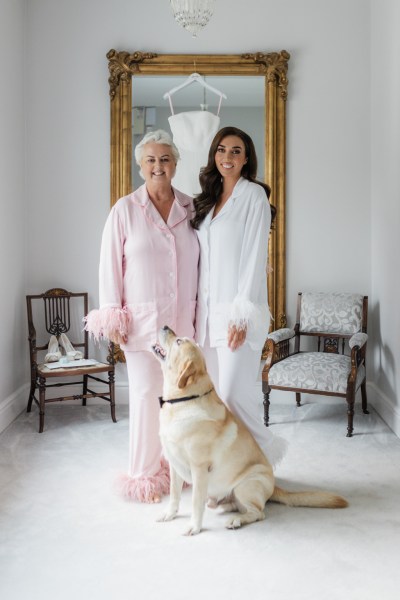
270, 485, 348, 509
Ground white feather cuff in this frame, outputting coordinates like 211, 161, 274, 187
229, 297, 268, 332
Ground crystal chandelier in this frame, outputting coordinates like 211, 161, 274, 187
170, 0, 216, 38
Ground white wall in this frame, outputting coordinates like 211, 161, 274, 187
24, 0, 372, 304
0, 0, 27, 428
370, 0, 400, 433
3, 0, 398, 435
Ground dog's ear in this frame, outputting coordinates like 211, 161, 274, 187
177, 360, 197, 389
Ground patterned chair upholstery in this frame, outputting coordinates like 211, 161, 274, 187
262, 292, 369, 437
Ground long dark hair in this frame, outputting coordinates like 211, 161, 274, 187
191, 126, 275, 229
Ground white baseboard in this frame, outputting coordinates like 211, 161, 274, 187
367, 381, 400, 437
0, 384, 28, 434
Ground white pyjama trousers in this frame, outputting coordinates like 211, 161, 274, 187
201, 335, 286, 467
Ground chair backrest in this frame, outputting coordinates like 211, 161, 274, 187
295, 292, 368, 355
26, 288, 89, 358
298, 292, 367, 335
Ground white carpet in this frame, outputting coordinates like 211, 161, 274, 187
0, 396, 399, 600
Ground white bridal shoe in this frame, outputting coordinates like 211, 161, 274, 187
59, 333, 83, 360
44, 335, 62, 363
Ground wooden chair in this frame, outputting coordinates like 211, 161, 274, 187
262, 292, 368, 437
26, 288, 116, 432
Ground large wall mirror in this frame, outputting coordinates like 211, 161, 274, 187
107, 49, 290, 335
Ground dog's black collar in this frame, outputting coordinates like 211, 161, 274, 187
159, 388, 213, 408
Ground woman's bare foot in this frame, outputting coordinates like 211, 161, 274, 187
148, 493, 161, 504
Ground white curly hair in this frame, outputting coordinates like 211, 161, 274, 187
134, 129, 180, 179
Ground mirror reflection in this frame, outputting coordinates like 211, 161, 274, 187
107, 49, 289, 330
132, 76, 265, 192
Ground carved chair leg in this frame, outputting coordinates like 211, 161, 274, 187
82, 374, 88, 406
109, 370, 116, 423
27, 380, 36, 413
346, 400, 354, 437
263, 386, 270, 427
38, 376, 46, 433
296, 392, 301, 407
361, 381, 369, 414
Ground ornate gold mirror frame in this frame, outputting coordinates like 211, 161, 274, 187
107, 49, 289, 335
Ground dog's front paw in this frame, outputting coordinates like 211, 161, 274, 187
225, 516, 242, 529
156, 509, 177, 523
183, 524, 202, 536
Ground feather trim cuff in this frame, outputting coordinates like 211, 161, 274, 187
229, 297, 268, 332
83, 306, 131, 342
116, 461, 170, 503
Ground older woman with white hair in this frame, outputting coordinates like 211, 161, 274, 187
85, 130, 199, 503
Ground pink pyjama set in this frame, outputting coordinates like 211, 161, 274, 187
85, 184, 199, 502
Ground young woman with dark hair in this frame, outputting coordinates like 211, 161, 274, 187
191, 126, 275, 230
192, 126, 286, 466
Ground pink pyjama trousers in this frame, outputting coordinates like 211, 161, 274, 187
119, 350, 169, 501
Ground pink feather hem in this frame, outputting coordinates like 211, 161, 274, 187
83, 306, 131, 342
116, 459, 170, 503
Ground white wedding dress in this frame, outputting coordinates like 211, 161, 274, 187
169, 111, 220, 197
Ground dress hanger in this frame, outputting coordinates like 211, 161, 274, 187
163, 73, 227, 115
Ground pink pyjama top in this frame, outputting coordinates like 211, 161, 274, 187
86, 184, 199, 352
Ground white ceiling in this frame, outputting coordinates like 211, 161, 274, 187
132, 76, 265, 108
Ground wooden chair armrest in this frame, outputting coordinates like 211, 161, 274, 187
348, 342, 366, 384
262, 334, 295, 381
107, 341, 116, 365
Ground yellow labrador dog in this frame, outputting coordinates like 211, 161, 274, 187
153, 326, 347, 536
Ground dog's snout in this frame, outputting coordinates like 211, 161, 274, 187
159, 325, 176, 345
162, 325, 176, 336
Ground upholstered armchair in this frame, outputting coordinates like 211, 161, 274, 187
262, 292, 368, 437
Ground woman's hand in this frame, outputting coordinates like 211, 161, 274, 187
227, 324, 247, 351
